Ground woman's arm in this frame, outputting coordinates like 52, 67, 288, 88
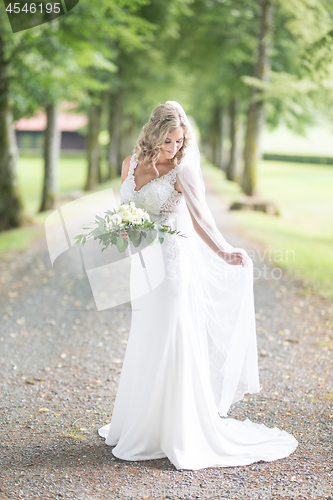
121, 156, 132, 183
186, 203, 244, 266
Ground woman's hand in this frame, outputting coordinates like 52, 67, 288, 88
219, 251, 245, 267
120, 231, 128, 240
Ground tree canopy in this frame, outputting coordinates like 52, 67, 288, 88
1, 0, 333, 228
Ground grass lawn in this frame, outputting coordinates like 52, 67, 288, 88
19, 157, 86, 215
202, 160, 333, 300
0, 155, 121, 254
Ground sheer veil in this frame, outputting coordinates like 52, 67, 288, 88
166, 101, 260, 416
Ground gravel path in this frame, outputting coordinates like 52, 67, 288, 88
0, 181, 332, 500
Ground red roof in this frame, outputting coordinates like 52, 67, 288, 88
14, 101, 88, 132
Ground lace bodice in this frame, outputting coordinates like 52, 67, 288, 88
120, 154, 185, 227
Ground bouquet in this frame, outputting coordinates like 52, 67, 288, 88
74, 200, 186, 253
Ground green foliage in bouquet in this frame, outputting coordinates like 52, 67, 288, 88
74, 201, 186, 253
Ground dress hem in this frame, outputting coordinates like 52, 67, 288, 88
107, 441, 298, 471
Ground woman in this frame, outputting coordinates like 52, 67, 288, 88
98, 101, 298, 470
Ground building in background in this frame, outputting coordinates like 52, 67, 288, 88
14, 101, 88, 153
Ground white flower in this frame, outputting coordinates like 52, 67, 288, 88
141, 211, 150, 221
133, 207, 149, 220
111, 214, 122, 225
119, 203, 130, 212
121, 210, 132, 222
129, 201, 136, 209
131, 215, 142, 225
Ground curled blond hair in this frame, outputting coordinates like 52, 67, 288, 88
134, 103, 190, 171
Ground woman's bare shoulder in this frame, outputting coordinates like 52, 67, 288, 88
121, 155, 134, 182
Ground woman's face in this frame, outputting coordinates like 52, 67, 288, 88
159, 126, 184, 161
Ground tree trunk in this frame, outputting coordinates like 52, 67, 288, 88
208, 119, 216, 165
226, 99, 239, 181
216, 105, 224, 170
85, 95, 102, 191
39, 102, 61, 212
98, 151, 103, 184
0, 31, 24, 231
242, 0, 275, 196
209, 105, 224, 168
97, 90, 110, 184
107, 90, 122, 180
120, 114, 136, 161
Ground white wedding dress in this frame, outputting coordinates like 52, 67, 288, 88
98, 153, 298, 470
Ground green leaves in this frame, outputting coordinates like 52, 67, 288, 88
146, 236, 155, 245
126, 225, 142, 248
73, 208, 187, 255
146, 229, 157, 246
131, 233, 142, 248
95, 215, 105, 223
73, 234, 86, 246
116, 235, 128, 253
127, 225, 139, 241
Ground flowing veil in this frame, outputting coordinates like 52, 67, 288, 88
167, 101, 261, 416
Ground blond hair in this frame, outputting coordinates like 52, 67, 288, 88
134, 103, 190, 171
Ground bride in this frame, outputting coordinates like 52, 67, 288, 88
98, 101, 298, 470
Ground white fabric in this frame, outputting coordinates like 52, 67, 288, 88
98, 132, 298, 470
167, 101, 259, 415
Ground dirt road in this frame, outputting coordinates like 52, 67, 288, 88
0, 184, 332, 499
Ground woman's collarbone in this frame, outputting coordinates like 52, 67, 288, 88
134, 167, 158, 190
135, 163, 173, 190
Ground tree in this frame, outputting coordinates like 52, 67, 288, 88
103, 0, 194, 177
85, 92, 103, 190
0, 11, 25, 230
226, 99, 239, 181
169, 0, 259, 175
209, 104, 224, 169
0, 76, 24, 230
108, 86, 123, 179
241, 0, 333, 196
72, 0, 156, 188
39, 101, 61, 211
241, 0, 275, 196
0, 6, 85, 222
